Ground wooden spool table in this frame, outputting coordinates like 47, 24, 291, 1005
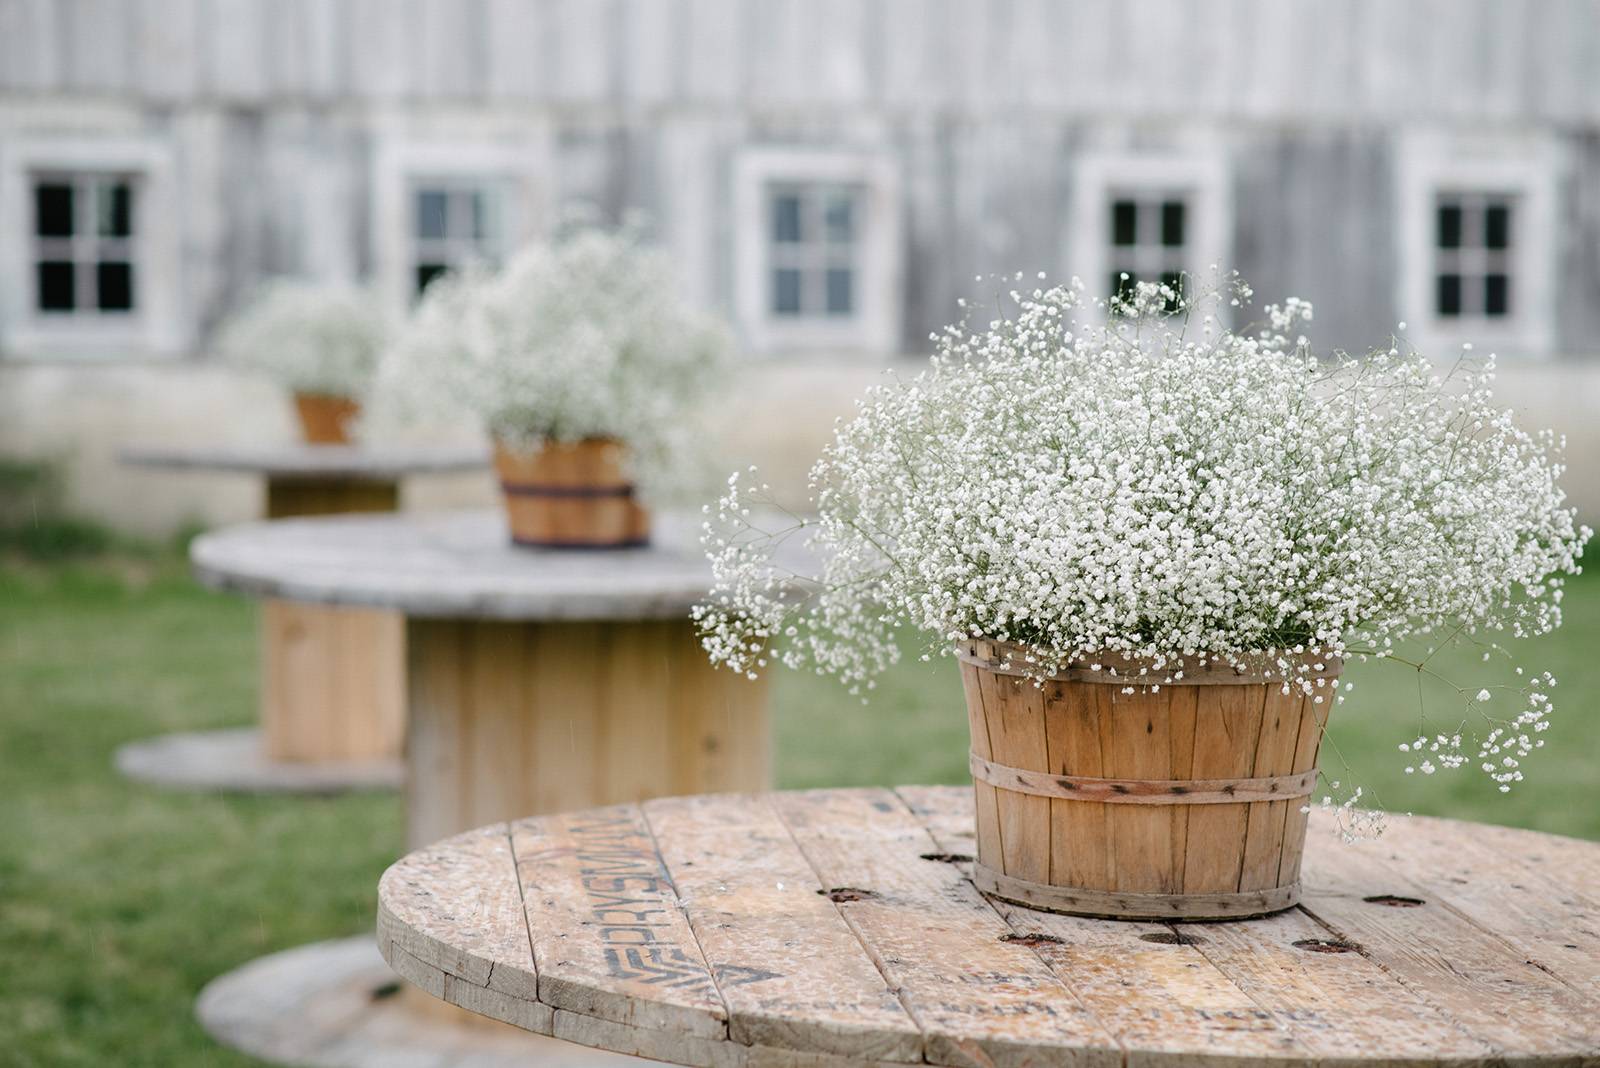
116, 443, 487, 793
190, 508, 770, 1068
379, 786, 1600, 1068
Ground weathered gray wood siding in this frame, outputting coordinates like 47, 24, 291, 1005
2, 0, 1598, 357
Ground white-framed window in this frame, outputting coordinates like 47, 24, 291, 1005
1431, 193, 1516, 321
1068, 153, 1229, 316
410, 178, 505, 296
1107, 193, 1190, 310
371, 134, 549, 312
735, 149, 901, 355
1398, 135, 1555, 357
0, 135, 182, 358
31, 171, 139, 317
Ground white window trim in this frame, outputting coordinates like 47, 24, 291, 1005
1398, 133, 1557, 359
734, 148, 902, 356
1068, 152, 1230, 318
371, 134, 551, 314
0, 135, 184, 359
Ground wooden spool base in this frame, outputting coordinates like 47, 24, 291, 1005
196, 936, 649, 1068
261, 600, 405, 764
974, 862, 1301, 921
405, 616, 769, 850
113, 727, 401, 794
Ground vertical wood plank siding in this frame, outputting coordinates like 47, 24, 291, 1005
1, 0, 1598, 356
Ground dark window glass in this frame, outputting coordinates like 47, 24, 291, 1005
1159, 270, 1184, 311
98, 182, 133, 237
37, 261, 76, 311
1437, 203, 1463, 249
1484, 204, 1511, 250
823, 194, 854, 242
1160, 201, 1185, 247
1110, 271, 1138, 307
35, 183, 74, 237
1437, 273, 1463, 316
1111, 201, 1138, 246
416, 263, 451, 295
825, 268, 853, 315
469, 191, 488, 241
773, 268, 802, 314
1484, 273, 1510, 317
96, 261, 133, 311
772, 194, 803, 243
416, 191, 449, 240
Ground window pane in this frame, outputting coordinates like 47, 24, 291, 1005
1484, 273, 1510, 317
1160, 201, 1186, 248
1158, 270, 1184, 311
1111, 270, 1138, 307
37, 261, 76, 311
35, 183, 74, 237
96, 261, 133, 311
825, 267, 853, 315
1111, 201, 1138, 246
416, 190, 449, 240
823, 193, 855, 243
1484, 204, 1511, 250
1436, 273, 1463, 316
772, 193, 803, 243
416, 263, 450, 296
469, 190, 489, 242
773, 268, 803, 314
1436, 203, 1463, 249
98, 181, 133, 237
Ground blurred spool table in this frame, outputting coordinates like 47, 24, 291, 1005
189, 509, 770, 1067
377, 786, 1600, 1068
116, 443, 488, 793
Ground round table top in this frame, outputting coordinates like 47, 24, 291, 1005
193, 509, 730, 620
377, 786, 1600, 1068
120, 443, 488, 480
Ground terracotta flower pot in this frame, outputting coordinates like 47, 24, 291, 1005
958, 638, 1340, 921
293, 391, 360, 445
493, 437, 651, 549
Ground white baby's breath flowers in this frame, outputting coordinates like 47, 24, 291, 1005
220, 280, 391, 398
696, 274, 1590, 808
380, 229, 730, 499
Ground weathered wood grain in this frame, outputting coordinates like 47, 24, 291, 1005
379, 787, 1600, 1068
1178, 908, 1495, 1065
509, 803, 729, 1040
377, 822, 540, 1002
1299, 831, 1600, 1056
644, 794, 922, 1060
772, 787, 1120, 1068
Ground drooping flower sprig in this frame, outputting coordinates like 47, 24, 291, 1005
695, 274, 1590, 812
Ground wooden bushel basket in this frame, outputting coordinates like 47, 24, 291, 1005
292, 391, 360, 445
958, 639, 1339, 921
493, 437, 651, 549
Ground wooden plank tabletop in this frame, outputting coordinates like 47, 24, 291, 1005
120, 443, 489, 478
377, 786, 1600, 1067
191, 510, 722, 620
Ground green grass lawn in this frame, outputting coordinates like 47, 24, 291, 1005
0, 551, 1595, 1065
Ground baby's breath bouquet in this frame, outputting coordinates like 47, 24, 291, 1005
381, 230, 729, 500
699, 277, 1590, 819
219, 281, 390, 399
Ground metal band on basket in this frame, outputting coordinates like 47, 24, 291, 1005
973, 865, 1302, 920
499, 481, 636, 499
968, 752, 1318, 805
